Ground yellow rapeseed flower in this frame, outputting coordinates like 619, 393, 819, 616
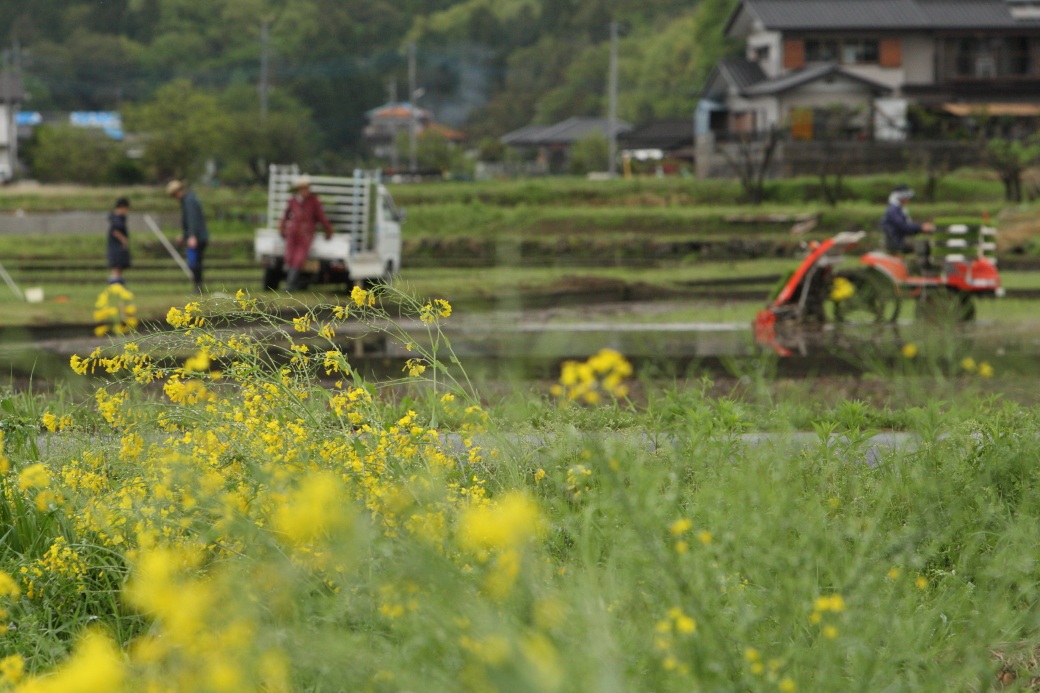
273, 471, 353, 546
0, 655, 24, 684
18, 464, 50, 491
830, 276, 855, 302
670, 518, 692, 536
15, 629, 124, 693
0, 571, 20, 598
902, 343, 918, 359
458, 492, 545, 554
350, 285, 375, 307
183, 351, 211, 372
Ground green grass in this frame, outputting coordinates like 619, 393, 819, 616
3, 295, 1040, 690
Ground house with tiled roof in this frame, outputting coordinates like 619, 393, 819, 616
500, 117, 632, 173
362, 102, 465, 166
698, 0, 1040, 174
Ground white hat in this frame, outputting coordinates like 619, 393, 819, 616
290, 175, 313, 190
165, 179, 186, 195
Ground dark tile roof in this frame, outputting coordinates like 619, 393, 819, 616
700, 57, 768, 100
731, 0, 1040, 32
742, 63, 894, 95
501, 117, 633, 146
617, 119, 694, 149
719, 57, 768, 90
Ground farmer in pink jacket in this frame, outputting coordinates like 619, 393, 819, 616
280, 175, 335, 291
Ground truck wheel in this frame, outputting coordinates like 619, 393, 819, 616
263, 263, 283, 291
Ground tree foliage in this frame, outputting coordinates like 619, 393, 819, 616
122, 79, 232, 181
25, 125, 132, 183
983, 136, 1040, 203
3, 0, 742, 178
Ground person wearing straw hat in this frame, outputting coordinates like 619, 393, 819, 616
166, 179, 210, 293
279, 174, 335, 292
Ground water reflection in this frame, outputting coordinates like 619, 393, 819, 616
758, 317, 1040, 379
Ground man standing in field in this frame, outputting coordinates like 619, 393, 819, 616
279, 175, 335, 292
166, 179, 210, 294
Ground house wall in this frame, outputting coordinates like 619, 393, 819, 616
778, 82, 876, 126
901, 35, 936, 86
732, 95, 779, 133
0, 104, 13, 181
777, 33, 937, 91
747, 30, 783, 78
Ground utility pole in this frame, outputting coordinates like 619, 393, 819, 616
408, 42, 418, 174
1, 47, 10, 180
259, 21, 270, 121
607, 20, 619, 178
389, 78, 399, 172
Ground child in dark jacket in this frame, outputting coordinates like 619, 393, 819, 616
107, 198, 131, 285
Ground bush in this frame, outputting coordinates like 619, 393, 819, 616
27, 125, 127, 184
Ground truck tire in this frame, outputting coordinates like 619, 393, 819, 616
263, 262, 284, 291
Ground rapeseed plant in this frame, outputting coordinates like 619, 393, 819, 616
3, 289, 1040, 691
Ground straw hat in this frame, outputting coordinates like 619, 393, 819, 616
290, 175, 313, 190
165, 179, 186, 196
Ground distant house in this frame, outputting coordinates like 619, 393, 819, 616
699, 0, 1040, 174
616, 119, 695, 164
0, 70, 25, 182
500, 116, 632, 173
363, 102, 465, 167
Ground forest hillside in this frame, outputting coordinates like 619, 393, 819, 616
1, 0, 738, 179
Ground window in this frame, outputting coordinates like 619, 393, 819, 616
805, 39, 838, 62
949, 37, 1036, 79
842, 40, 879, 64
804, 39, 879, 64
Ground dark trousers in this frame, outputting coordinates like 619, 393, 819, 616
188, 241, 207, 292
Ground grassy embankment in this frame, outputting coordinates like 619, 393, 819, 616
0, 292, 1036, 690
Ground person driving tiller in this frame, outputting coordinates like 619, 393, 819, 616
880, 185, 935, 270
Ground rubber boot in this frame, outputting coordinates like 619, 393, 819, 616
286, 268, 300, 292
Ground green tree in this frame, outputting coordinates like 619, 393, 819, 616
123, 79, 232, 181
26, 125, 124, 183
983, 136, 1040, 203
628, 0, 738, 120
568, 132, 609, 175
535, 43, 609, 123
223, 113, 316, 184
417, 129, 468, 174
217, 85, 317, 183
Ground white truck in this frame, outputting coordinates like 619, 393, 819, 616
254, 164, 403, 291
